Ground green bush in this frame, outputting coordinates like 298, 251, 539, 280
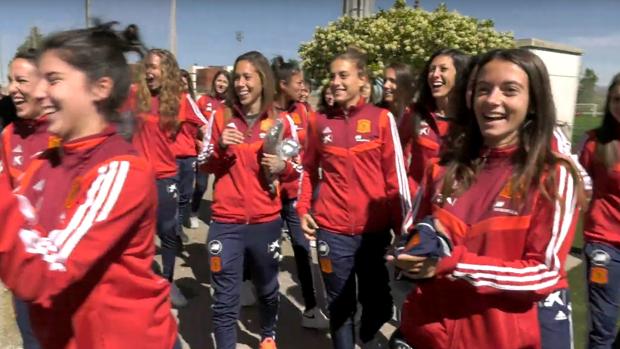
299, 0, 514, 83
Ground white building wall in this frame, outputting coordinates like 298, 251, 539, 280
516, 39, 583, 140
526, 48, 581, 131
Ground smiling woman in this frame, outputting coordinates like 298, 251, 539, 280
0, 23, 180, 349
396, 48, 587, 349
200, 50, 301, 349
2, 47, 47, 349
297, 46, 412, 349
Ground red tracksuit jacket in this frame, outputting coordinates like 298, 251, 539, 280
169, 94, 210, 158
280, 102, 308, 200
200, 105, 300, 224
401, 146, 580, 349
408, 107, 451, 191
123, 86, 207, 178
579, 130, 620, 246
296, 99, 412, 235
196, 94, 223, 115
1, 116, 53, 187
0, 127, 177, 349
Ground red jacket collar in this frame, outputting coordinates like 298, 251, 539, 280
326, 97, 367, 118
231, 103, 274, 122
481, 144, 519, 159
62, 126, 117, 154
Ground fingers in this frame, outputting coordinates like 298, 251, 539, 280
434, 218, 447, 234
301, 214, 318, 240
304, 232, 317, 241
221, 129, 244, 145
396, 254, 428, 262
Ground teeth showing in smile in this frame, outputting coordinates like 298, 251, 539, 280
432, 81, 444, 88
483, 113, 506, 121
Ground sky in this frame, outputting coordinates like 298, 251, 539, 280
0, 0, 618, 86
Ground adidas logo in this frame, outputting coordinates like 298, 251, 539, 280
554, 310, 568, 321
13, 145, 23, 153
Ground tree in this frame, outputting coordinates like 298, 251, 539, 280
17, 26, 44, 53
577, 68, 598, 105
299, 1, 514, 83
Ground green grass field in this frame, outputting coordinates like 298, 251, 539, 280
568, 115, 602, 348
571, 115, 603, 148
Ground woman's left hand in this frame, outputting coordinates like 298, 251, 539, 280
387, 253, 438, 279
261, 153, 285, 175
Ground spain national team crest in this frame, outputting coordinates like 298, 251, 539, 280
499, 181, 513, 199
260, 119, 274, 132
356, 119, 371, 133
48, 136, 61, 149
291, 113, 302, 125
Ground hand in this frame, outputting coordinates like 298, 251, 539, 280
261, 153, 285, 175
434, 218, 447, 235
386, 254, 438, 279
198, 124, 208, 139
195, 139, 204, 153
301, 214, 319, 240
219, 128, 244, 148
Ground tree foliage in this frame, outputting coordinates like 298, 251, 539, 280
299, 1, 514, 83
577, 68, 599, 105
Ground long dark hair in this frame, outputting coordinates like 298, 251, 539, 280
180, 69, 195, 100
439, 48, 584, 204
41, 21, 140, 122
416, 48, 471, 118
272, 56, 301, 94
593, 73, 620, 168
208, 69, 231, 102
231, 51, 275, 116
383, 62, 415, 120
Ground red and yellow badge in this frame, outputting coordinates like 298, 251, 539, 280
260, 118, 274, 132
210, 256, 222, 273
319, 258, 333, 274
590, 266, 608, 284
291, 112, 302, 125
499, 181, 513, 199
356, 119, 371, 133
48, 136, 61, 149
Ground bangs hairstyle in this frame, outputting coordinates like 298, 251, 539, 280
137, 48, 183, 131
594, 73, 620, 168
41, 22, 136, 122
440, 48, 585, 206
231, 51, 275, 115
384, 62, 415, 120
272, 56, 301, 94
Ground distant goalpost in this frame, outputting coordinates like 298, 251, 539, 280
575, 103, 601, 117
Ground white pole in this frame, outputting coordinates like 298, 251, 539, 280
170, 0, 177, 56
85, 0, 91, 28
0, 35, 4, 87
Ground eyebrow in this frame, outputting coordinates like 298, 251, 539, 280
476, 79, 525, 87
44, 71, 62, 78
